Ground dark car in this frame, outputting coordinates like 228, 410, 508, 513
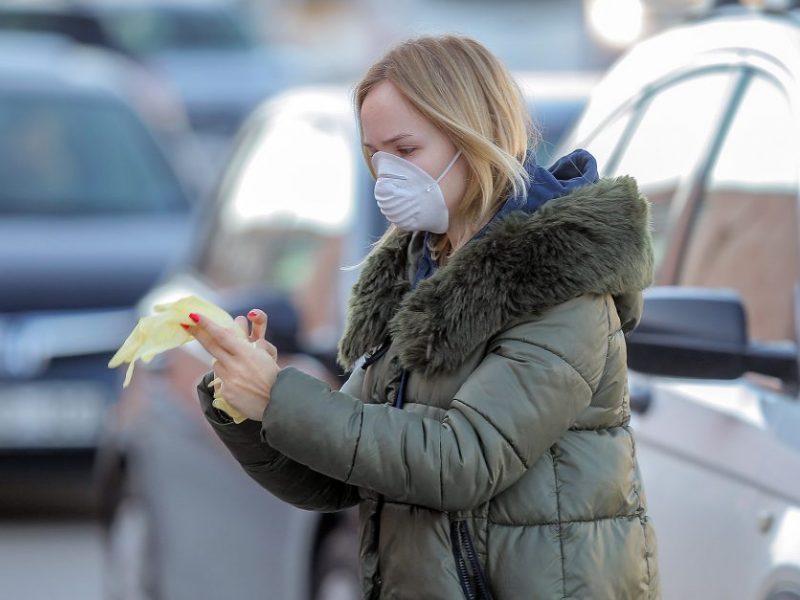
0, 33, 193, 508
0, 1, 295, 156
559, 2, 800, 598
95, 73, 598, 600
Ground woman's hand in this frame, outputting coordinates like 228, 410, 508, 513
187, 309, 280, 421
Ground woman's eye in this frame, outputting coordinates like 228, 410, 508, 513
398, 148, 415, 156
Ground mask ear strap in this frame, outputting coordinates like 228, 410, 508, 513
434, 150, 463, 184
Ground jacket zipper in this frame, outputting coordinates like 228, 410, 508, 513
450, 520, 493, 600
450, 521, 477, 600
458, 521, 494, 600
361, 337, 391, 370
394, 368, 408, 408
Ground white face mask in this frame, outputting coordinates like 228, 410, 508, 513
371, 150, 462, 233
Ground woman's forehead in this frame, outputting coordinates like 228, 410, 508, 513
361, 81, 430, 140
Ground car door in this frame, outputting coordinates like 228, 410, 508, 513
664, 67, 800, 600
572, 60, 800, 599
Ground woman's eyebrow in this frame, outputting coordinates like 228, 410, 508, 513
363, 132, 414, 149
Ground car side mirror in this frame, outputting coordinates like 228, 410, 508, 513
627, 287, 798, 384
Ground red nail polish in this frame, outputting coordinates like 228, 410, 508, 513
189, 313, 200, 323
180, 323, 191, 330
248, 311, 257, 318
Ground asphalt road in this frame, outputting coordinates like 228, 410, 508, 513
0, 514, 103, 600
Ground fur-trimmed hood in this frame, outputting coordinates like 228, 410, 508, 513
337, 175, 654, 377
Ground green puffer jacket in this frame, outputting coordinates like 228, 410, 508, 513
198, 176, 661, 599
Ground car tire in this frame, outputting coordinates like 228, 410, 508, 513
312, 525, 361, 600
103, 479, 158, 600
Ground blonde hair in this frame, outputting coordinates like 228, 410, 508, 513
347, 34, 537, 267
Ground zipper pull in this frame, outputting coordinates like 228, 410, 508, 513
362, 337, 391, 370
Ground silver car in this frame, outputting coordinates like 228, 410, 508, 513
560, 3, 800, 599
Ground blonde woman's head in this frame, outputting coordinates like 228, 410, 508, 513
354, 34, 537, 261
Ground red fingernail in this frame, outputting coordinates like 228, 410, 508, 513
189, 313, 200, 323
248, 311, 257, 318
180, 323, 191, 330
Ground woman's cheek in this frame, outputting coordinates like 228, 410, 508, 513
443, 165, 468, 211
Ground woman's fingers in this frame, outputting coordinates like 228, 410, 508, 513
207, 375, 223, 398
247, 309, 268, 341
247, 310, 277, 360
234, 315, 249, 337
187, 314, 240, 360
254, 338, 278, 361
188, 311, 277, 366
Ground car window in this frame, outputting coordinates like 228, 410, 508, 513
580, 108, 633, 177
679, 75, 798, 342
603, 70, 740, 272
0, 12, 114, 49
103, 7, 255, 54
0, 92, 186, 214
199, 107, 356, 347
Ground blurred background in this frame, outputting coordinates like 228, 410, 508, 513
2, 0, 799, 599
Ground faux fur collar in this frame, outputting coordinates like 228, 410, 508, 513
337, 176, 654, 377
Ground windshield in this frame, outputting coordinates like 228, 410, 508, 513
102, 7, 255, 54
0, 92, 187, 214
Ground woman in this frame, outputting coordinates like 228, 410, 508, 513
188, 34, 660, 599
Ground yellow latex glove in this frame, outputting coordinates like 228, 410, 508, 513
108, 294, 249, 423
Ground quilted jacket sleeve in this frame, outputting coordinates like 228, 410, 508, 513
261, 295, 606, 512
198, 368, 364, 512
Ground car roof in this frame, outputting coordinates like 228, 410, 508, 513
574, 10, 800, 141
245, 71, 601, 126
254, 84, 355, 118
0, 30, 138, 98
0, 0, 241, 15
240, 85, 357, 143
515, 71, 603, 101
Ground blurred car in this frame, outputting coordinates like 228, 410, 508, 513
0, 31, 193, 507
517, 70, 602, 165
0, 29, 211, 202
558, 1, 800, 598
94, 72, 599, 600
0, 0, 297, 175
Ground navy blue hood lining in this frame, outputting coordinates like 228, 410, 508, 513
412, 148, 599, 289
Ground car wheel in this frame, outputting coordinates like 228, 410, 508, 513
103, 482, 157, 600
312, 525, 361, 600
